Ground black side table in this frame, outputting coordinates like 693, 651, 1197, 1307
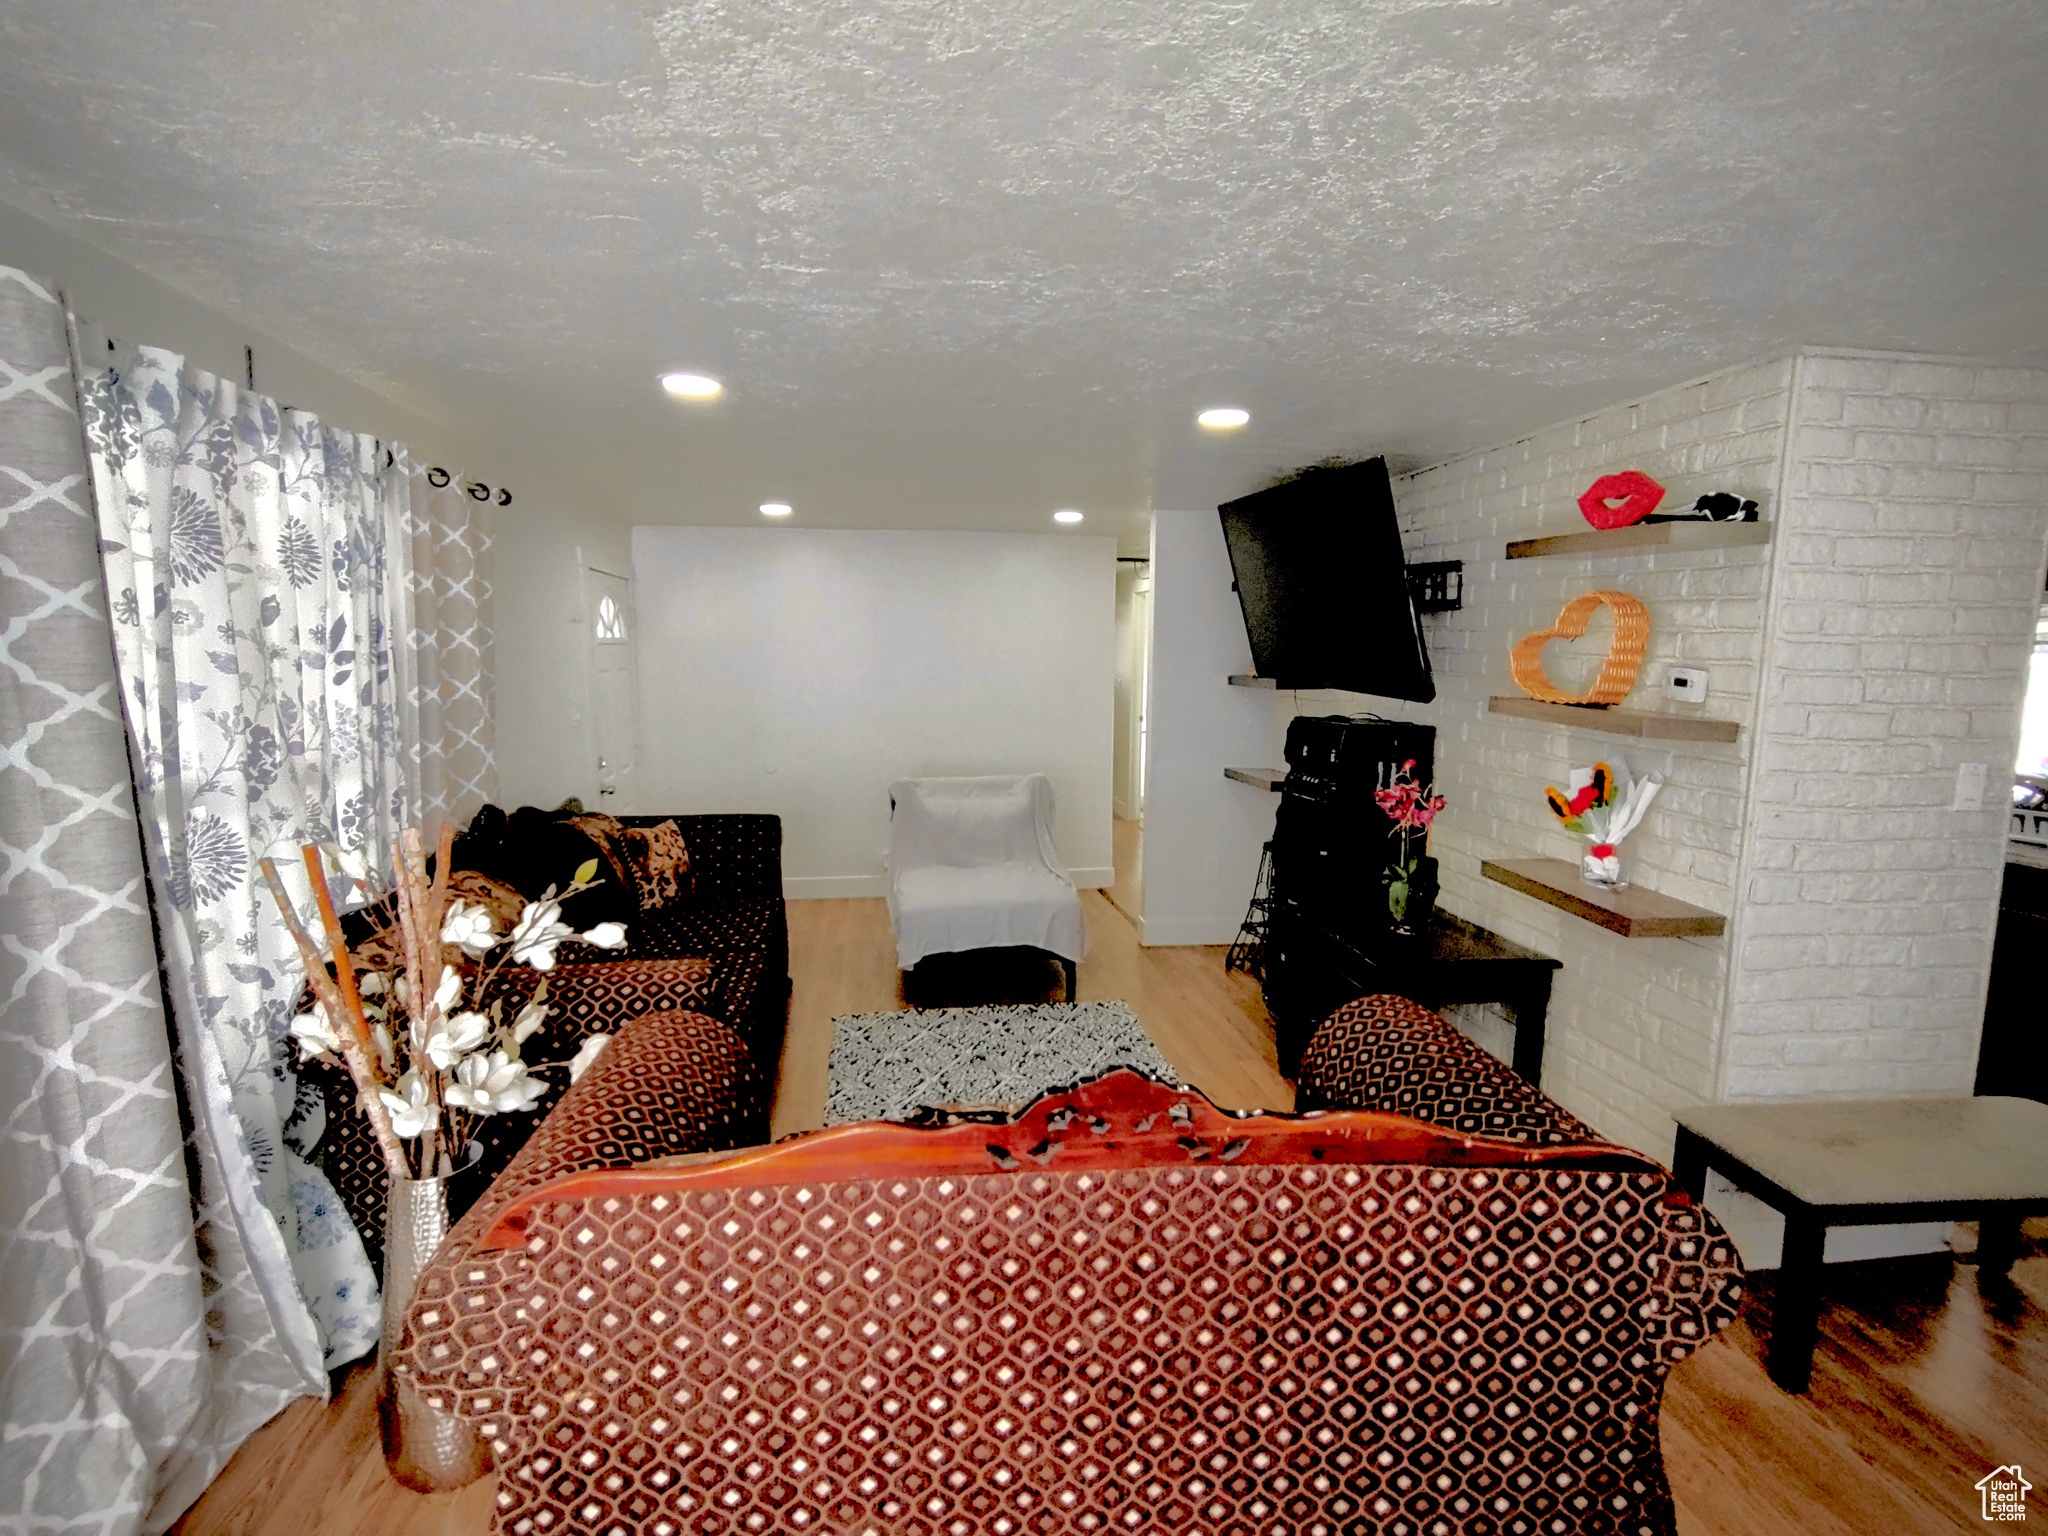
1672, 1096, 2048, 1394
1268, 909, 1560, 1082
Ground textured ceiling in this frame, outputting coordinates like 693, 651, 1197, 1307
3, 0, 2045, 534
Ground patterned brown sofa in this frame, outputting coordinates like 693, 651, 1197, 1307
452, 808, 792, 1067
305, 810, 789, 1260
386, 994, 1744, 1536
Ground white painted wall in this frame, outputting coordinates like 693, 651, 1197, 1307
1139, 510, 1292, 945
0, 195, 624, 822
1113, 563, 1156, 821
631, 526, 1116, 897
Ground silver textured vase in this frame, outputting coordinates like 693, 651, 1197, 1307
379, 1172, 450, 1367
378, 1174, 488, 1491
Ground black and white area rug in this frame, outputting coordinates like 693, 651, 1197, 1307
824, 1001, 1180, 1125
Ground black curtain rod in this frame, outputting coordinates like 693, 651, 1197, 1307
370, 449, 513, 505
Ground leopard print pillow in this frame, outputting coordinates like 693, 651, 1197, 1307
619, 818, 692, 909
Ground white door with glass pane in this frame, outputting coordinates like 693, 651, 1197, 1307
587, 567, 639, 812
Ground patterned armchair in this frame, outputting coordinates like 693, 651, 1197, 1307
389, 1038, 1744, 1536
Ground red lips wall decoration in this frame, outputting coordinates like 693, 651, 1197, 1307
1577, 471, 1666, 529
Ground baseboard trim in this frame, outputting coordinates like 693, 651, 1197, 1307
1136, 917, 1244, 947
784, 875, 889, 900
786, 866, 1116, 901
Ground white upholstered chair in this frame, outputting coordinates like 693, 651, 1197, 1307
887, 774, 1087, 1000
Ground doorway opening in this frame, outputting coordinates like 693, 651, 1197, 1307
1110, 543, 1152, 925
1985, 596, 2048, 1104
585, 564, 639, 813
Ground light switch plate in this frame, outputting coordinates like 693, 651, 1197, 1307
1664, 667, 1709, 703
1954, 762, 1988, 811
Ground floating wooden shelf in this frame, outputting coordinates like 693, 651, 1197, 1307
1482, 857, 1726, 938
1505, 521, 1772, 561
1224, 766, 1288, 792
1227, 674, 1278, 689
1488, 695, 1741, 743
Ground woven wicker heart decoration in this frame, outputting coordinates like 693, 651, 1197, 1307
1509, 590, 1649, 705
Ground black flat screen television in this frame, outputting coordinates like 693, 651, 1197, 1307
1218, 456, 1435, 703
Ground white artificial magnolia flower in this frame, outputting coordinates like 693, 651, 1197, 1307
510, 999, 550, 1045
319, 842, 371, 889
441, 900, 498, 958
429, 967, 463, 1021
371, 1021, 396, 1070
425, 1010, 491, 1071
445, 1051, 547, 1116
580, 921, 628, 951
379, 1072, 434, 1139
357, 969, 388, 995
507, 899, 574, 971
568, 1033, 612, 1085
289, 1002, 344, 1062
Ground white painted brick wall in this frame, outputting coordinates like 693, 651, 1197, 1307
1718, 352, 2048, 1102
1297, 356, 1794, 1158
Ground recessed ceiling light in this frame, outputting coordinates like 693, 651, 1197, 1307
759, 502, 792, 517
1054, 509, 1084, 524
1197, 407, 1250, 429
660, 371, 723, 399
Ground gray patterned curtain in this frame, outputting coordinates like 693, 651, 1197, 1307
0, 267, 281, 1535
401, 467, 496, 830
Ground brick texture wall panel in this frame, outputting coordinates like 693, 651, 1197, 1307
1722, 352, 2048, 1103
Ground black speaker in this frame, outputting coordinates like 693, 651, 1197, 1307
1283, 715, 1434, 787
1264, 715, 1437, 983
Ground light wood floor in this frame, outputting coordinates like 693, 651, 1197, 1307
171, 891, 2048, 1535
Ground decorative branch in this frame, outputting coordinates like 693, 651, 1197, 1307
424, 823, 460, 1176
301, 843, 372, 1044
269, 823, 614, 1194
391, 826, 449, 1176
259, 853, 409, 1176
388, 828, 430, 1063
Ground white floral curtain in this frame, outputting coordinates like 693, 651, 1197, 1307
77, 336, 405, 1382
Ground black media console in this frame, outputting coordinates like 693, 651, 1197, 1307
1260, 715, 1561, 1082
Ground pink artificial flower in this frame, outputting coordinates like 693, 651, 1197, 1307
1376, 769, 1445, 833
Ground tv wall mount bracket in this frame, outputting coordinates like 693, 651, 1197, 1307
1230, 559, 1462, 615
1407, 561, 1463, 613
